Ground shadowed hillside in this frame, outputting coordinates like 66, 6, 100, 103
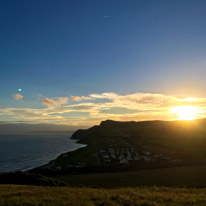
32, 119, 206, 174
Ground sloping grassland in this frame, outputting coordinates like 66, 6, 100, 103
1, 185, 206, 206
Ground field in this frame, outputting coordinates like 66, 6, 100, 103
53, 165, 206, 187
1, 185, 206, 206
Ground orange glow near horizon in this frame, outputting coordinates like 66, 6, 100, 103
170, 106, 199, 120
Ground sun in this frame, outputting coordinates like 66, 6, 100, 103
170, 106, 198, 120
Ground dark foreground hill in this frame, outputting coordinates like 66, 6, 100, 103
54, 165, 206, 187
34, 119, 206, 174
0, 171, 65, 186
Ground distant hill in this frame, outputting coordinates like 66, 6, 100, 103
0, 123, 87, 135
34, 119, 206, 173
28, 130, 75, 134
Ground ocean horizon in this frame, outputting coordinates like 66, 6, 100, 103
0, 134, 86, 172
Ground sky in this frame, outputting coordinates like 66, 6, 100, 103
1, 0, 206, 127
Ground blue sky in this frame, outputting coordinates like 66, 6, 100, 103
1, 0, 206, 126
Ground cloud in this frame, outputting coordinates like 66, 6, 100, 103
121, 93, 178, 106
100, 107, 139, 115
3, 92, 206, 126
13, 94, 24, 101
70, 96, 87, 101
89, 92, 178, 107
40, 97, 68, 107
89, 93, 117, 99
46, 104, 94, 114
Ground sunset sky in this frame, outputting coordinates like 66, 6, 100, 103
1, 0, 206, 126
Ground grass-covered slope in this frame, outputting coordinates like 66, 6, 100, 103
1, 185, 206, 206
53, 165, 206, 187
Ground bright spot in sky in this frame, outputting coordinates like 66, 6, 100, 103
18, 89, 22, 92
184, 97, 197, 102
171, 106, 198, 120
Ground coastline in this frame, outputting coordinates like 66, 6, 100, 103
0, 133, 86, 172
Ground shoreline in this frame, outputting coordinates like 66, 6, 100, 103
0, 133, 86, 173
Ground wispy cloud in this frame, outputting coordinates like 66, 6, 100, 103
69, 96, 87, 101
40, 97, 68, 107
89, 92, 178, 107
13, 94, 24, 101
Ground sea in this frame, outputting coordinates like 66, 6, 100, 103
0, 134, 86, 172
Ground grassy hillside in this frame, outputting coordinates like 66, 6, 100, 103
1, 185, 206, 206
53, 165, 206, 187
2, 165, 206, 188
36, 119, 206, 172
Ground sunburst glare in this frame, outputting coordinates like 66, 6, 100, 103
170, 106, 199, 120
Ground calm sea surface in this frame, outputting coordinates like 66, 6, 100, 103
0, 134, 86, 172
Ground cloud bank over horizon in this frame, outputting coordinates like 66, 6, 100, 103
1, 92, 206, 126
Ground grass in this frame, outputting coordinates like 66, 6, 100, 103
1, 185, 206, 206
53, 165, 206, 187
